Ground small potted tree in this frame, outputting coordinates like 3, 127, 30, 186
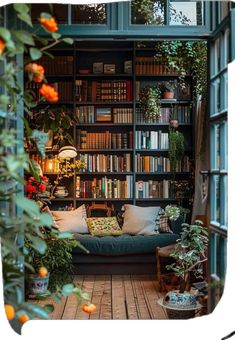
161, 81, 176, 99
158, 220, 208, 319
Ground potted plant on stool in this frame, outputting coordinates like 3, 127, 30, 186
158, 220, 208, 319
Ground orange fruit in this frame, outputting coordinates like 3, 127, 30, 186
81, 303, 96, 314
18, 314, 30, 325
4, 304, 15, 321
38, 266, 48, 277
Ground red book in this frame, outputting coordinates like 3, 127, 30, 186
126, 80, 132, 101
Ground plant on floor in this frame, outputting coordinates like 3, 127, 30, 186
140, 85, 161, 121
164, 205, 180, 221
155, 41, 207, 100
168, 128, 185, 177
0, 4, 91, 331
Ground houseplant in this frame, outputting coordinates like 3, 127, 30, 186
168, 128, 185, 177
139, 85, 161, 122
158, 220, 209, 319
169, 105, 179, 128
160, 81, 176, 100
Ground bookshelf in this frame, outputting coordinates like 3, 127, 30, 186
28, 41, 194, 211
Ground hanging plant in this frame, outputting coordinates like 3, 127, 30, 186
140, 85, 161, 121
168, 128, 185, 177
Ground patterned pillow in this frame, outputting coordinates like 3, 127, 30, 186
87, 217, 123, 236
158, 216, 173, 233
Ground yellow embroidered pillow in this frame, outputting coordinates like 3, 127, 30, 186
87, 217, 123, 237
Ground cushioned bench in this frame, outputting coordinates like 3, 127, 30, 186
72, 216, 183, 275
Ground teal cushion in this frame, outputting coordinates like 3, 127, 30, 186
74, 233, 179, 256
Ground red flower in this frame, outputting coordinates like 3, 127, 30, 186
39, 17, 58, 32
24, 184, 37, 193
25, 63, 45, 83
0, 38, 5, 55
39, 84, 59, 103
41, 176, 48, 181
39, 184, 47, 192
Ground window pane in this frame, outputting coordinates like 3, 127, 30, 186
131, 0, 165, 25
72, 4, 106, 24
31, 4, 68, 24
216, 125, 220, 170
169, 1, 203, 26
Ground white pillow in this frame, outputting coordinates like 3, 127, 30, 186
122, 205, 161, 235
51, 205, 88, 233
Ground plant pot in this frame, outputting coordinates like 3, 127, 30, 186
27, 274, 50, 298
162, 91, 174, 99
158, 290, 201, 319
170, 119, 179, 128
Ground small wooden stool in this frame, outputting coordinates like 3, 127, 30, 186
156, 244, 178, 292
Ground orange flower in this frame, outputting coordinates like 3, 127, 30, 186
0, 38, 5, 55
39, 17, 58, 32
39, 83, 59, 103
25, 63, 45, 83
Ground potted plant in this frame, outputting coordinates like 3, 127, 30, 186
160, 81, 176, 99
169, 105, 179, 128
168, 128, 185, 178
158, 220, 209, 319
140, 85, 161, 122
25, 227, 87, 297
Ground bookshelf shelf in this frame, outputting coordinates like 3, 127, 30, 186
75, 198, 133, 201
136, 198, 178, 202
78, 149, 133, 153
77, 172, 134, 175
76, 101, 133, 105
51, 198, 74, 201
135, 123, 192, 127
76, 123, 133, 127
135, 172, 190, 175
76, 74, 133, 78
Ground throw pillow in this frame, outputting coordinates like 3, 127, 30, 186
87, 217, 123, 236
122, 205, 161, 235
158, 215, 173, 233
51, 204, 88, 233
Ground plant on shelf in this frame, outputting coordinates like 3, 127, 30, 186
158, 220, 209, 319
140, 85, 161, 121
168, 128, 185, 178
155, 41, 207, 100
160, 81, 177, 100
169, 105, 179, 128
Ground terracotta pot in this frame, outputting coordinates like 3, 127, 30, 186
170, 120, 179, 128
163, 91, 174, 99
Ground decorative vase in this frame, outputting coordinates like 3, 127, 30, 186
27, 274, 50, 298
170, 119, 179, 128
163, 91, 174, 99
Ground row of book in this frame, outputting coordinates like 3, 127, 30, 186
75, 176, 133, 199
75, 80, 133, 102
136, 107, 191, 124
135, 131, 169, 150
113, 108, 133, 123
75, 106, 133, 124
25, 82, 73, 102
135, 57, 190, 76
136, 180, 172, 199
78, 153, 132, 173
76, 106, 96, 124
39, 56, 74, 75
135, 154, 190, 173
77, 130, 133, 149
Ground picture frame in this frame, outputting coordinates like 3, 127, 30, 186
104, 64, 116, 74
124, 60, 132, 74
93, 62, 103, 74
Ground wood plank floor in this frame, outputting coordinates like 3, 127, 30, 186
36, 275, 168, 320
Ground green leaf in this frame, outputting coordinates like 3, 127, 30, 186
33, 35, 49, 46
13, 3, 30, 15
62, 38, 73, 45
31, 236, 47, 254
15, 197, 40, 215
28, 159, 40, 181
0, 27, 11, 42
39, 212, 54, 227
52, 33, 61, 40
29, 47, 42, 61
31, 130, 48, 158
44, 304, 54, 314
12, 30, 35, 46
23, 303, 49, 319
42, 50, 54, 59
17, 13, 33, 28
62, 284, 74, 296
57, 232, 73, 239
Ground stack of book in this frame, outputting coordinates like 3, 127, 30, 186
54, 82, 73, 101
78, 153, 132, 173
77, 130, 133, 149
135, 56, 179, 75
113, 108, 133, 123
135, 131, 169, 150
136, 180, 171, 199
76, 175, 133, 198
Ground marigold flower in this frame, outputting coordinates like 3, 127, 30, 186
0, 38, 5, 55
25, 63, 45, 83
39, 17, 58, 32
39, 83, 59, 103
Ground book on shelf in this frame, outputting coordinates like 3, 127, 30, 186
113, 108, 133, 123
136, 179, 171, 199
27, 55, 74, 75
135, 56, 189, 75
76, 107, 133, 124
78, 153, 132, 173
76, 175, 133, 199
136, 106, 191, 124
135, 131, 169, 150
77, 130, 133, 149
135, 154, 190, 172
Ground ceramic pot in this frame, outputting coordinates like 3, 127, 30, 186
163, 91, 174, 99
170, 119, 179, 128
27, 274, 50, 297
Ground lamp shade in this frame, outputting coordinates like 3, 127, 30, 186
58, 146, 77, 159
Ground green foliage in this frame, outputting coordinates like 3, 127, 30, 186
140, 85, 161, 121
166, 220, 209, 293
168, 128, 185, 177
164, 205, 180, 221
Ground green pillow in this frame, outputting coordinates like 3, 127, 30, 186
87, 217, 123, 237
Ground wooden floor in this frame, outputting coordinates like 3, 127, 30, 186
37, 275, 168, 320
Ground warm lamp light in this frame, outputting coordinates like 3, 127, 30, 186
58, 146, 77, 159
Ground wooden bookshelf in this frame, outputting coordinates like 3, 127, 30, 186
28, 41, 194, 210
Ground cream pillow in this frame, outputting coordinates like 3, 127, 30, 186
122, 205, 160, 235
51, 205, 88, 233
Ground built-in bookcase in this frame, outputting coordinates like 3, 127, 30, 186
28, 41, 194, 211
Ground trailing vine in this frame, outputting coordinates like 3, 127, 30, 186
140, 85, 161, 121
